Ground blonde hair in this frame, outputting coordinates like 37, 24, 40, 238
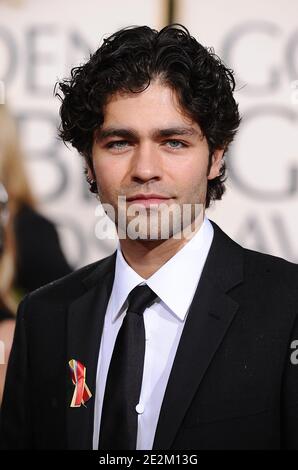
0, 104, 36, 314
0, 104, 36, 212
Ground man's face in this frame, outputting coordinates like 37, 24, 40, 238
91, 81, 223, 240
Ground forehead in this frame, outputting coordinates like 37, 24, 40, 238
102, 81, 196, 129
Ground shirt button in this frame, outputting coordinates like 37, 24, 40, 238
136, 403, 144, 414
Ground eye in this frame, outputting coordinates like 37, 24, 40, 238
107, 140, 130, 150
165, 140, 187, 149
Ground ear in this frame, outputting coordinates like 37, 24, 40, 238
207, 148, 225, 180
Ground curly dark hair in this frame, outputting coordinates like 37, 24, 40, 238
56, 24, 240, 208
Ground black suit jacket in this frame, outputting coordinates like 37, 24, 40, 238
14, 204, 72, 293
1, 220, 298, 449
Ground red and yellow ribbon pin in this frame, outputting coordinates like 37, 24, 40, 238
69, 359, 92, 408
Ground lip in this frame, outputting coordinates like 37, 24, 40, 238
127, 193, 171, 201
126, 193, 172, 207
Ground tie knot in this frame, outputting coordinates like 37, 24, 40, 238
127, 285, 157, 316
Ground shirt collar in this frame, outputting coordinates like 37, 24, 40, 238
109, 216, 214, 323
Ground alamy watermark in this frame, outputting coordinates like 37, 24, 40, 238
94, 196, 204, 240
290, 340, 298, 365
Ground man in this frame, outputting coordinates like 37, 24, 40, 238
1, 24, 298, 450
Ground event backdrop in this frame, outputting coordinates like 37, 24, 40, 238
0, 0, 297, 267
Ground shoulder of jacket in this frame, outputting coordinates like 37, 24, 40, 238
25, 254, 113, 306
242, 247, 298, 289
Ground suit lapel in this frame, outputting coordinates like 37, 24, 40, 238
153, 221, 244, 449
66, 253, 116, 450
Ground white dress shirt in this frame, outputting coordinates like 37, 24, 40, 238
93, 216, 214, 450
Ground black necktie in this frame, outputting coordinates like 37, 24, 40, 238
98, 284, 158, 450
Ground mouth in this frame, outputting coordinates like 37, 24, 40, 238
126, 194, 173, 207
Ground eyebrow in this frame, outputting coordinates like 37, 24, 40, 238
96, 126, 199, 141
156, 127, 198, 138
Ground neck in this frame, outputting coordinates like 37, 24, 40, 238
119, 214, 205, 279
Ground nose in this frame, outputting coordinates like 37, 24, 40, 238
130, 142, 163, 183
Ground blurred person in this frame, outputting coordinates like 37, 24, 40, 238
1, 25, 298, 451
0, 104, 72, 417
0, 104, 72, 296
0, 183, 15, 405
